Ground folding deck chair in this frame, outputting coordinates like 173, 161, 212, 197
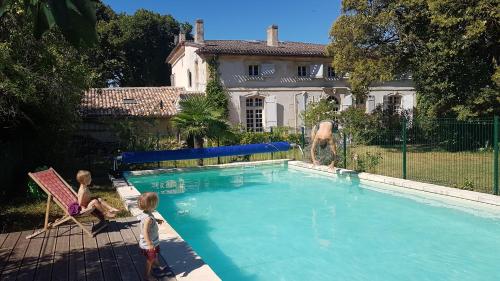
26, 168, 108, 239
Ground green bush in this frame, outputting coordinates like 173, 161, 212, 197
301, 99, 339, 128
352, 151, 383, 172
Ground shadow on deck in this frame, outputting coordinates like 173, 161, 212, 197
0, 217, 176, 281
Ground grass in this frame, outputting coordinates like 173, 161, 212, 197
0, 185, 130, 233
347, 145, 496, 193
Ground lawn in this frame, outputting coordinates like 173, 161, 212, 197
347, 145, 496, 193
0, 186, 130, 233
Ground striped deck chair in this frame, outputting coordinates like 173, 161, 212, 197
26, 168, 108, 239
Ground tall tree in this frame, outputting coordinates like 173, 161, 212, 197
0, 10, 92, 193
88, 7, 191, 87
328, 0, 500, 118
0, 0, 98, 48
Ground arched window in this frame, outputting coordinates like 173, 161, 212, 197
245, 97, 264, 132
327, 96, 340, 112
188, 70, 192, 87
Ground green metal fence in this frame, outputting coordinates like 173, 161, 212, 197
304, 116, 500, 195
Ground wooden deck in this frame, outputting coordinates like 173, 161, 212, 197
0, 217, 176, 281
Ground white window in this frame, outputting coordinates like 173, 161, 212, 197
246, 97, 264, 132
355, 96, 365, 105
248, 65, 259, 76
327, 66, 335, 78
387, 95, 402, 111
297, 66, 307, 77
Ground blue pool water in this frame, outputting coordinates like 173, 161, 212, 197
126, 164, 500, 281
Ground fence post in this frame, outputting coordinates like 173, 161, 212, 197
494, 116, 499, 195
343, 132, 347, 169
301, 127, 305, 149
217, 138, 221, 165
270, 127, 274, 160
402, 118, 407, 179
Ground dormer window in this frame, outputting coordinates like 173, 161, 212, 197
123, 98, 137, 105
248, 65, 259, 76
327, 66, 335, 78
298, 66, 307, 77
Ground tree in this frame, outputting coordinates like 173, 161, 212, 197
0, 10, 92, 194
205, 56, 229, 117
328, 0, 500, 118
172, 95, 232, 165
88, 8, 191, 87
0, 0, 98, 48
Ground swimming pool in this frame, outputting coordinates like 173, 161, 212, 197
126, 163, 500, 281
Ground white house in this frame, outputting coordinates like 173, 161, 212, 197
167, 19, 416, 132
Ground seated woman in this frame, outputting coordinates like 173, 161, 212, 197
310, 120, 337, 169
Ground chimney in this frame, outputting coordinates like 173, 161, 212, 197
194, 19, 205, 44
267, 25, 278, 47
174, 34, 179, 45
179, 32, 186, 43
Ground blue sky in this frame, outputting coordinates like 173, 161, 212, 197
102, 0, 342, 44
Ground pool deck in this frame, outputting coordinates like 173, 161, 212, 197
0, 217, 177, 281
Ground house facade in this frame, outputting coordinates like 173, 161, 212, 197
167, 20, 416, 132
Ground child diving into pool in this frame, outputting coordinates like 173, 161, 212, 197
138, 192, 174, 280
77, 170, 119, 218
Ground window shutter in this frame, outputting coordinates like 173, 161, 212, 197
401, 94, 413, 111
342, 94, 353, 110
383, 95, 389, 110
265, 95, 278, 131
239, 96, 246, 126
367, 95, 376, 113
296, 93, 307, 126
261, 64, 275, 76
310, 64, 324, 78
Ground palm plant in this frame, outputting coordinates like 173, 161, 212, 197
172, 95, 231, 165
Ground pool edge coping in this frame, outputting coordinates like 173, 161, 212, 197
287, 161, 500, 207
113, 159, 288, 281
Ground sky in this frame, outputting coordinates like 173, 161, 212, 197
102, 0, 342, 44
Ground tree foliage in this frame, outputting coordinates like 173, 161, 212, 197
0, 10, 92, 193
301, 99, 339, 128
0, 11, 91, 137
87, 5, 191, 87
0, 0, 98, 48
328, 0, 500, 118
205, 56, 229, 117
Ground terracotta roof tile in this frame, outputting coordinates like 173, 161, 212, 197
194, 40, 327, 57
80, 87, 183, 118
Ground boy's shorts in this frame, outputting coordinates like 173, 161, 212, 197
141, 246, 160, 261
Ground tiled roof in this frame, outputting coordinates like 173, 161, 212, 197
194, 40, 327, 57
80, 87, 183, 118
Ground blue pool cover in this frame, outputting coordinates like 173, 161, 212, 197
120, 142, 291, 164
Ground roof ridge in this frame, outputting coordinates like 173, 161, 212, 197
89, 86, 183, 90
204, 39, 326, 45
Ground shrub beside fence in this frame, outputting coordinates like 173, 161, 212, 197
305, 117, 499, 195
